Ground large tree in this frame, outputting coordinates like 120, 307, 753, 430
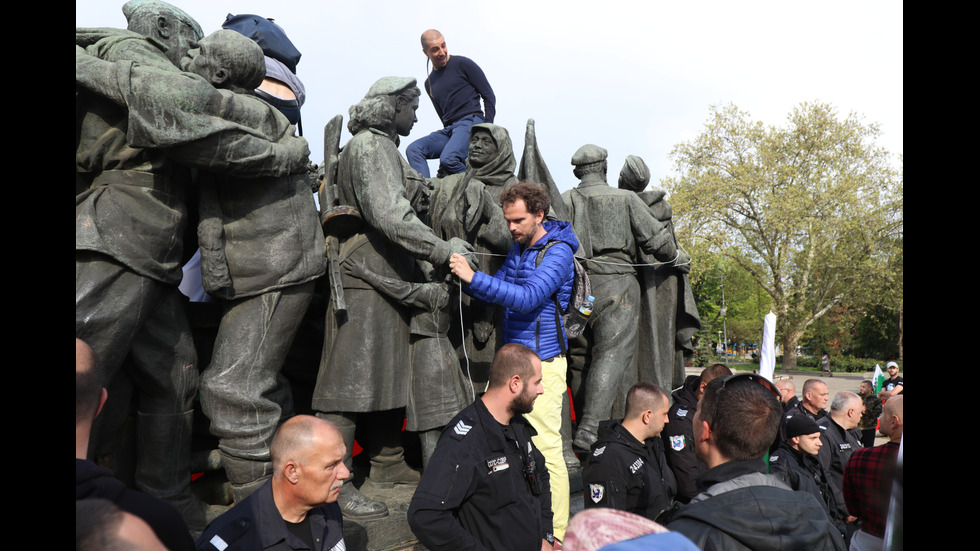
665, 102, 902, 369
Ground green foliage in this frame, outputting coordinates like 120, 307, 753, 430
666, 102, 902, 369
687, 249, 772, 356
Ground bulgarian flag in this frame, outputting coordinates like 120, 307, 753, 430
873, 364, 887, 394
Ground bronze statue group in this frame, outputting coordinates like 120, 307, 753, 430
77, 2, 704, 549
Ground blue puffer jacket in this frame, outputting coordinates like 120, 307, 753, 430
466, 220, 579, 360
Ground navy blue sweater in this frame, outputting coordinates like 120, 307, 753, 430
424, 55, 496, 126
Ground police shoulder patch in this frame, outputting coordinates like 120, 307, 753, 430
676, 407, 689, 418
449, 418, 474, 440
592, 445, 606, 457
589, 483, 605, 503
669, 435, 687, 451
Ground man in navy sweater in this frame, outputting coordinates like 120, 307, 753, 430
407, 29, 496, 178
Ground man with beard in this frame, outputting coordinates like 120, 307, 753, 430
857, 380, 883, 448
408, 343, 555, 551
449, 180, 578, 545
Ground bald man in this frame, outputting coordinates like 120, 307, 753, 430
197, 416, 347, 551
775, 379, 799, 411
406, 29, 496, 178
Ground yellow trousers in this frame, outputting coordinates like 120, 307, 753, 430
525, 355, 569, 541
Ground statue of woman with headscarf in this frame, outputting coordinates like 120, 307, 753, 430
427, 123, 516, 384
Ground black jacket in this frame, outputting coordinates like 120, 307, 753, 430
818, 417, 863, 522
408, 397, 553, 551
667, 460, 846, 551
582, 419, 676, 520
195, 479, 344, 551
769, 442, 846, 535
662, 375, 702, 502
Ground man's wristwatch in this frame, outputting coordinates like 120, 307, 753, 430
544, 533, 555, 546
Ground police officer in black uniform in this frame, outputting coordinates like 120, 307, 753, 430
583, 382, 676, 521
408, 344, 555, 550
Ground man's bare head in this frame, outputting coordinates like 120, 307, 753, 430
271, 416, 349, 509
421, 29, 449, 69
880, 395, 903, 441
775, 379, 796, 404
624, 382, 671, 439
802, 379, 830, 411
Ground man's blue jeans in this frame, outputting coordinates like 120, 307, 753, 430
406, 114, 483, 177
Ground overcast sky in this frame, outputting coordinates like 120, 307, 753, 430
77, 1, 903, 193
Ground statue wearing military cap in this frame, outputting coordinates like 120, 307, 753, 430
562, 146, 681, 451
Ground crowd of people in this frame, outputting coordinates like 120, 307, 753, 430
76, 2, 902, 550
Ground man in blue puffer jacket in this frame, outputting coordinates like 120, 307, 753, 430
449, 180, 579, 546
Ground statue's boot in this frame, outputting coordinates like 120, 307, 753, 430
418, 429, 441, 469
136, 410, 207, 533
368, 411, 420, 489
317, 412, 389, 521
561, 392, 583, 493
221, 453, 274, 503
572, 416, 599, 452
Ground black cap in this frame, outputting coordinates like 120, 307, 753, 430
786, 415, 821, 439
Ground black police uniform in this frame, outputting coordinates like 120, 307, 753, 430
196, 479, 344, 551
583, 419, 676, 521
661, 375, 702, 503
818, 417, 862, 529
408, 397, 554, 551
769, 441, 846, 536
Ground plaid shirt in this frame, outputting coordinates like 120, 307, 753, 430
843, 441, 900, 537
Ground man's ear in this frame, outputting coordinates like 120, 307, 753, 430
283, 461, 300, 484
641, 409, 654, 425
697, 420, 711, 443
155, 15, 171, 40
509, 374, 523, 395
